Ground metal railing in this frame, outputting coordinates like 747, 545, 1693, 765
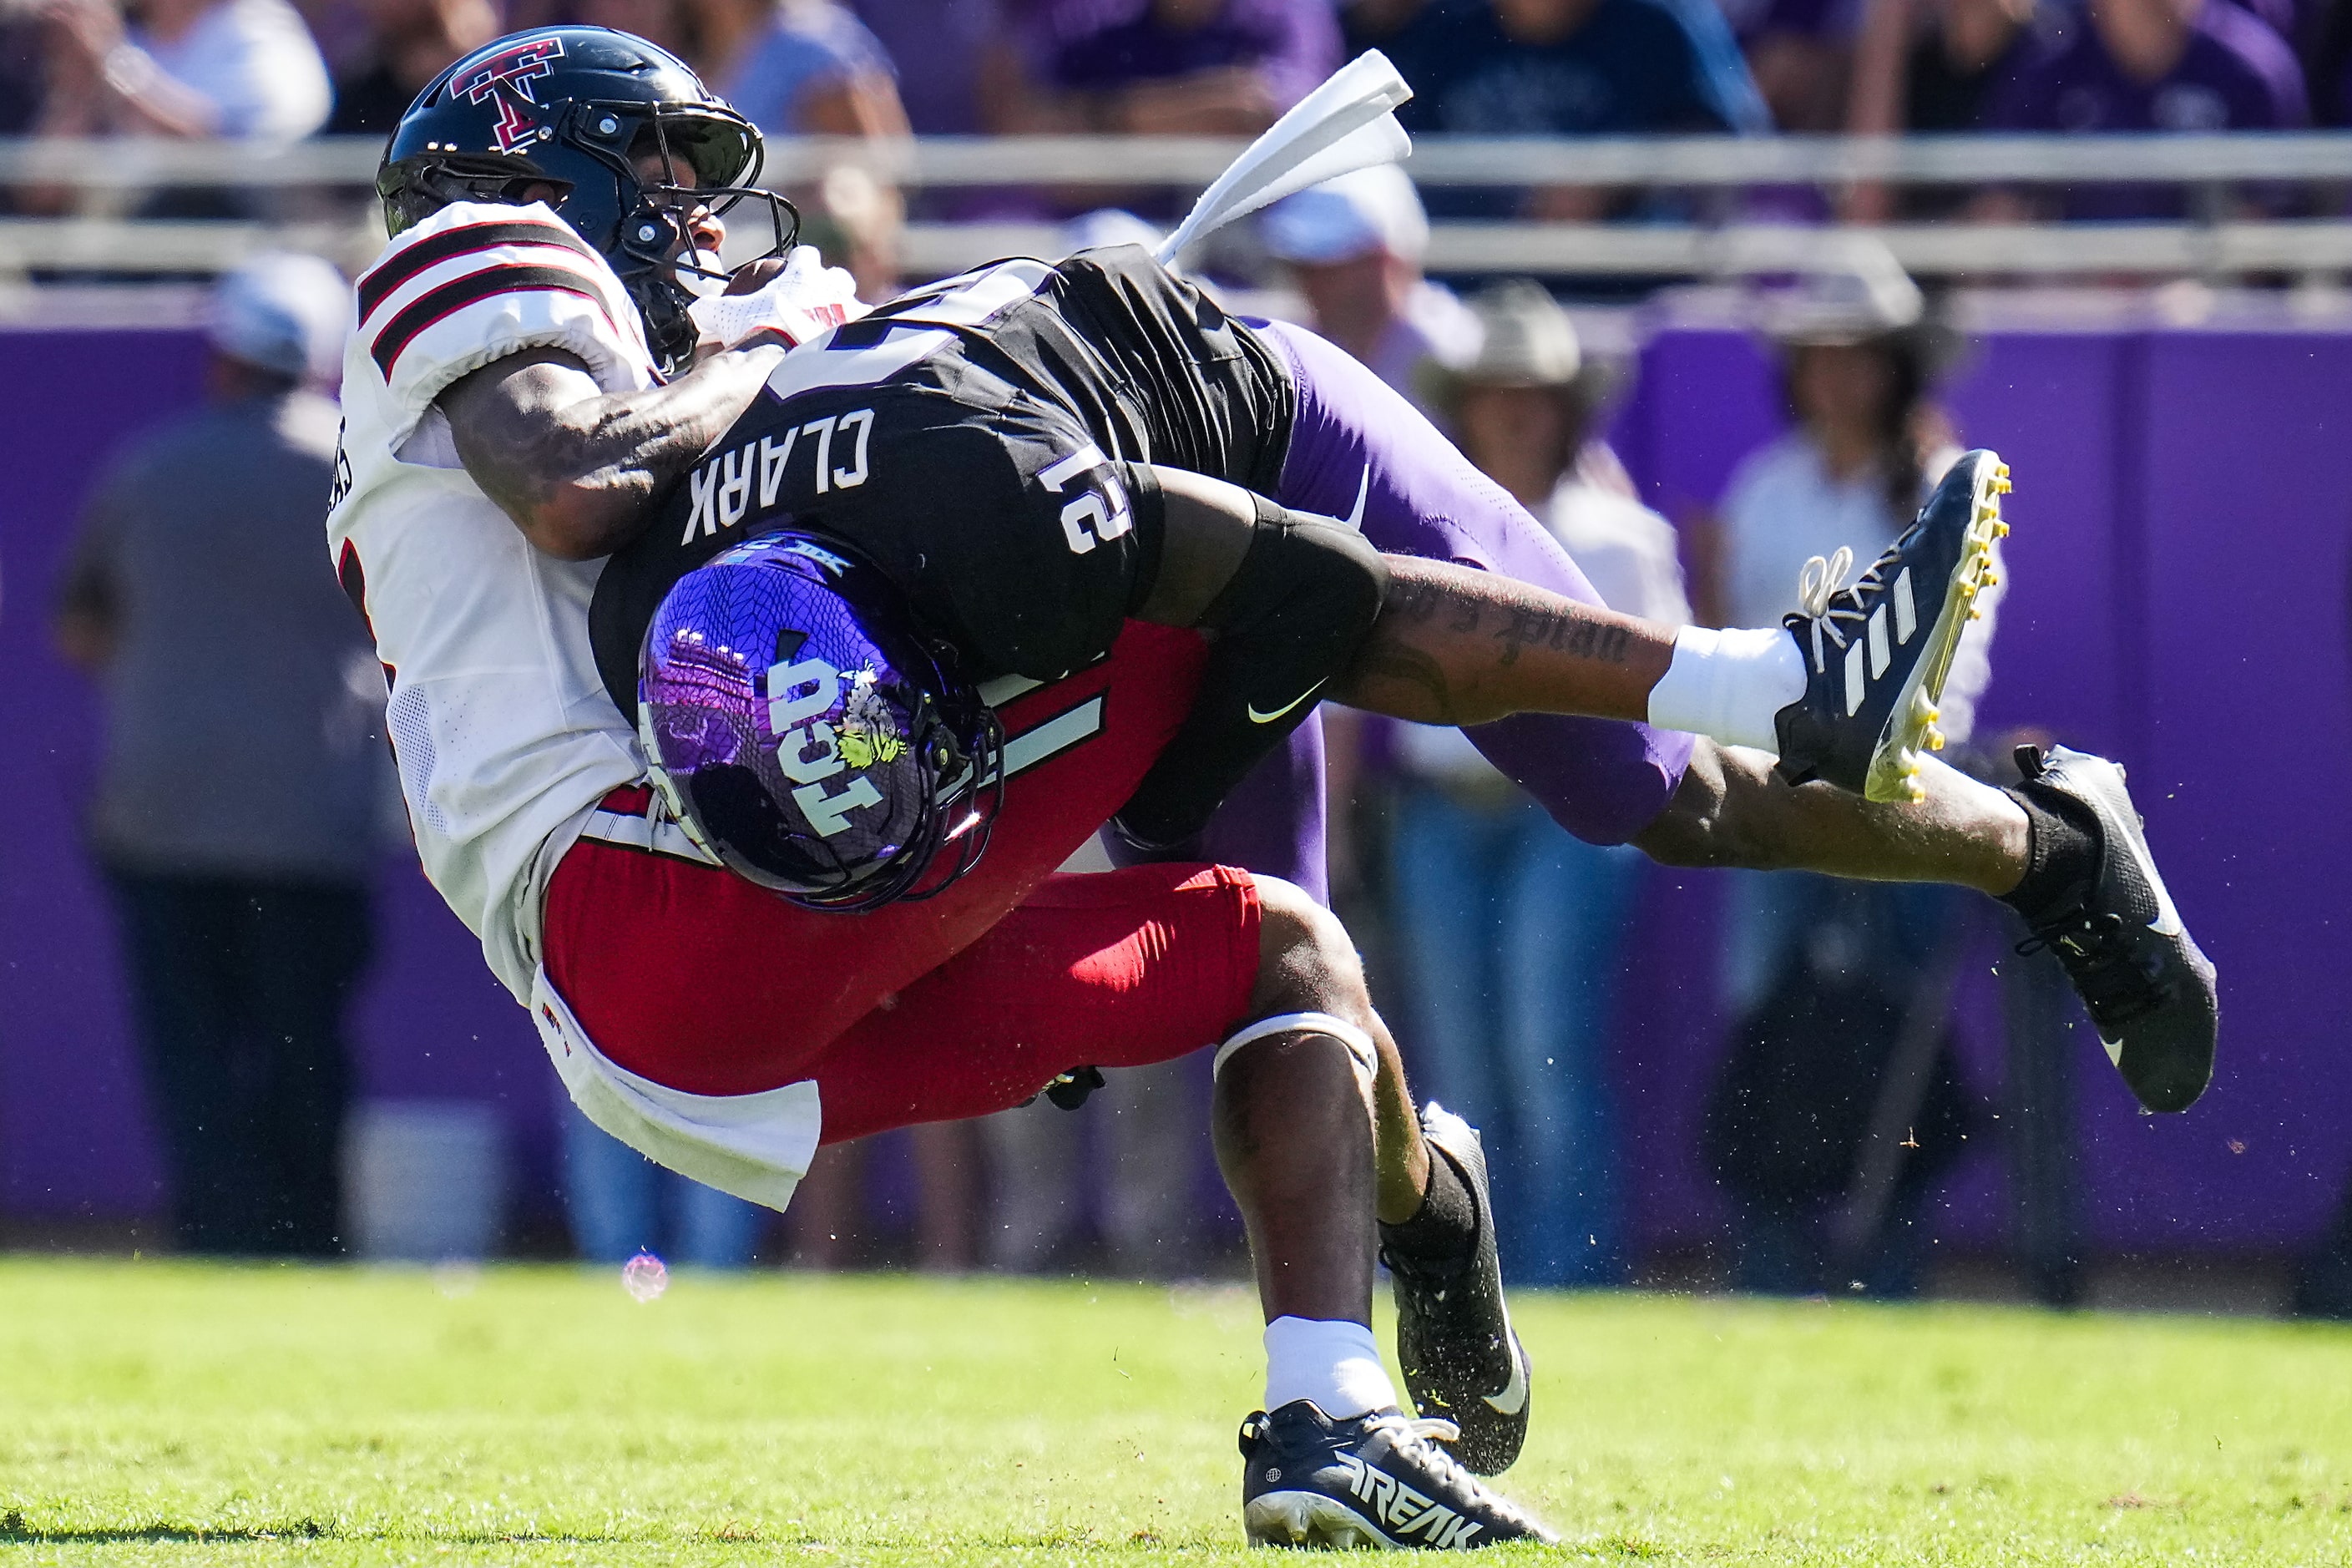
2, 133, 2349, 281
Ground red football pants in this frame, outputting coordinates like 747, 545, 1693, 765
541, 621, 1266, 1144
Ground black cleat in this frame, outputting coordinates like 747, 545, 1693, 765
1380, 1105, 1530, 1477
2012, 744, 2218, 1113
1774, 448, 2011, 803
1239, 1400, 1556, 1550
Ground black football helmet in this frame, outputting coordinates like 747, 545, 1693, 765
376, 26, 798, 375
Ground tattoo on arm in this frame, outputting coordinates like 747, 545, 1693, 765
443, 344, 785, 560
1383, 574, 1447, 625
1353, 636, 1461, 725
1495, 599, 1631, 667
454, 367, 611, 532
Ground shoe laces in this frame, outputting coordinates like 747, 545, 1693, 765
1368, 1412, 1474, 1485
1242, 1409, 1463, 1469
2017, 913, 2166, 1023
2016, 907, 2122, 962
1793, 541, 1901, 675
1367, 1412, 1545, 1526
1378, 1412, 1462, 1448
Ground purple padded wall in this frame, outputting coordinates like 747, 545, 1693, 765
2125, 334, 2352, 1247
0, 331, 205, 1217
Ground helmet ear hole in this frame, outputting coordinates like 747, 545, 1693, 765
622, 207, 680, 257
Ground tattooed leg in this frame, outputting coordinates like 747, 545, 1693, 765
1328, 556, 1676, 729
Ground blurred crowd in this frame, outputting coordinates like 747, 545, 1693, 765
0, 0, 2349, 230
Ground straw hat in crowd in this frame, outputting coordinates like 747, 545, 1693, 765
1753, 235, 1965, 374
1416, 279, 1617, 420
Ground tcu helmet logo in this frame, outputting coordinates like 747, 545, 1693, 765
453, 35, 566, 154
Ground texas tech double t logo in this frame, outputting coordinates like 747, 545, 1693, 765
454, 35, 566, 154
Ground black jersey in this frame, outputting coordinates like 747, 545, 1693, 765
589, 245, 1295, 718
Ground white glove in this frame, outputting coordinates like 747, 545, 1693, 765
688, 245, 869, 352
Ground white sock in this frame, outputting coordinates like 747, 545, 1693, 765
1645, 625, 1808, 755
1262, 1316, 1399, 1419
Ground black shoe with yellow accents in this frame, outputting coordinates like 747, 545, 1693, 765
1774, 448, 2012, 803
1238, 1400, 1556, 1550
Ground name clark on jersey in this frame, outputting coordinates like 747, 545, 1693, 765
683, 402, 1136, 561
684, 407, 876, 544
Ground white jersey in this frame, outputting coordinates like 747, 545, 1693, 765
328, 200, 655, 1002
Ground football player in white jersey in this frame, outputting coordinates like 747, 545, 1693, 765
336, 27, 2214, 1550
328, 28, 807, 1004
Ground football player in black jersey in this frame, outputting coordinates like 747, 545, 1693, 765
575, 243, 2213, 1128
393, 28, 2217, 1551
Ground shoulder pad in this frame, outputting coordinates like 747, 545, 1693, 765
354, 200, 643, 387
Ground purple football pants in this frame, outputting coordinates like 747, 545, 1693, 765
1107, 319, 1696, 903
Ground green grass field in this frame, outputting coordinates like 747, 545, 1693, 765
3, 1260, 2350, 1565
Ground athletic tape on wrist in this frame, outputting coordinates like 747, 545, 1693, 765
1212, 1012, 1378, 1086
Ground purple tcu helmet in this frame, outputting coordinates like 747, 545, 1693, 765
639, 533, 1004, 909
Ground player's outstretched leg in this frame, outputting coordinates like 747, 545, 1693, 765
1291, 442, 2214, 1113
1324, 448, 2012, 812
1214, 879, 1555, 1549
1636, 739, 2218, 1113
1378, 1104, 1531, 1477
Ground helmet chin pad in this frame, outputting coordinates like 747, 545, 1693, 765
607, 168, 800, 376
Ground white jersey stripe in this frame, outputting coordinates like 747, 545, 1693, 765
357, 212, 603, 324
364, 241, 629, 324
366, 249, 638, 375
373, 273, 621, 381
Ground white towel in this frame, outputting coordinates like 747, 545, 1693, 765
1157, 50, 1415, 265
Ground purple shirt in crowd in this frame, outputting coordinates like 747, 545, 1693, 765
1018, 0, 1340, 110
1983, 1, 2308, 218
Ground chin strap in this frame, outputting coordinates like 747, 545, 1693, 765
614, 182, 802, 377
623, 267, 701, 377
